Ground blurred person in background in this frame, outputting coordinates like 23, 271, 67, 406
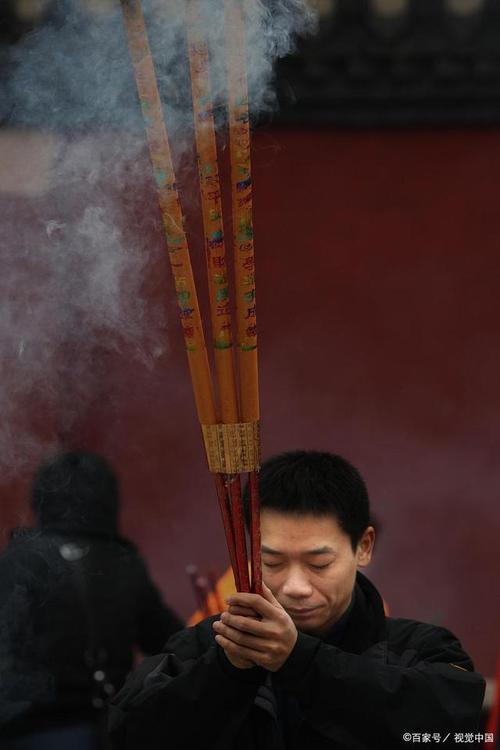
0, 451, 183, 749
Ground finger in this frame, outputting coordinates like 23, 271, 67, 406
221, 611, 271, 637
214, 634, 265, 663
227, 604, 261, 619
213, 620, 268, 652
261, 582, 280, 606
226, 592, 280, 618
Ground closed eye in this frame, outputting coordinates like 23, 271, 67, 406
310, 563, 331, 571
263, 562, 283, 568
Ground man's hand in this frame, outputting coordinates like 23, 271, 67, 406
213, 583, 298, 672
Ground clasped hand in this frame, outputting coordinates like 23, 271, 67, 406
213, 582, 298, 672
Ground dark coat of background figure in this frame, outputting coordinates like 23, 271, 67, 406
0, 451, 183, 748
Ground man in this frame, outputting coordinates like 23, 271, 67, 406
109, 451, 485, 749
0, 451, 183, 749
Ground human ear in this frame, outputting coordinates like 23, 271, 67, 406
356, 526, 375, 567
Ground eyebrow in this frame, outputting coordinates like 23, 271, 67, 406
261, 545, 335, 556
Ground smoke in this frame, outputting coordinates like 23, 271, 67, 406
2, 0, 316, 129
0, 134, 166, 477
0, 0, 316, 478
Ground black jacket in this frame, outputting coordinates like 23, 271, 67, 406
108, 572, 485, 749
0, 527, 183, 737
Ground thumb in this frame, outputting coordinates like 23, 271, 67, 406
261, 581, 280, 607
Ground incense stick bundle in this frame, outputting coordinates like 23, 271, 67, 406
120, 0, 261, 596
120, 0, 244, 593
119, 0, 235, 583
186, 0, 251, 593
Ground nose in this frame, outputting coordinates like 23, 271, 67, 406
280, 566, 314, 600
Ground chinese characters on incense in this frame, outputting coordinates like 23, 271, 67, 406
120, 0, 261, 594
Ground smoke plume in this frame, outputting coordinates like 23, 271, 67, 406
0, 0, 316, 477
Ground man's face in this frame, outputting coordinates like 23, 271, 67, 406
260, 510, 374, 636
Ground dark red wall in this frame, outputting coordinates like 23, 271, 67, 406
1, 127, 498, 676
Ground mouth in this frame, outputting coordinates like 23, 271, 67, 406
286, 606, 320, 618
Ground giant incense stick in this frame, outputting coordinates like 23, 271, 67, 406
186, 0, 237, 423
224, 0, 258, 421
120, 0, 215, 426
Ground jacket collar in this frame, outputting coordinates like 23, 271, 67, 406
324, 571, 387, 654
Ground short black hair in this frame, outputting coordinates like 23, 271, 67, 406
248, 451, 371, 551
32, 451, 119, 534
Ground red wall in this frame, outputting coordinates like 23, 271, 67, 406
1, 127, 498, 676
